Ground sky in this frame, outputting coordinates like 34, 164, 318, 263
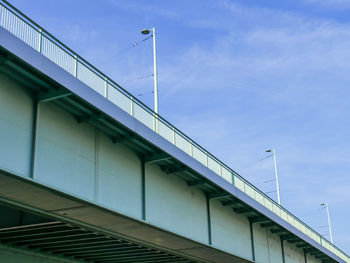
8, 0, 350, 252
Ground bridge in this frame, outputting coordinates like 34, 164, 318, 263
0, 1, 348, 263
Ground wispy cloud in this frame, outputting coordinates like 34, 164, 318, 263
305, 0, 350, 9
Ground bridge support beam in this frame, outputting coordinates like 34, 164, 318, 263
206, 194, 212, 245
249, 220, 255, 262
141, 159, 146, 221
29, 100, 39, 179
304, 249, 308, 263
281, 236, 286, 263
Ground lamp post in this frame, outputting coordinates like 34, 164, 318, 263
141, 27, 158, 115
265, 148, 281, 205
321, 202, 334, 244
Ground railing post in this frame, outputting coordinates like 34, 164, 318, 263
38, 28, 42, 53
152, 113, 159, 133
219, 164, 222, 177
190, 140, 193, 157
74, 55, 78, 78
206, 155, 209, 167
130, 96, 134, 116
0, 4, 3, 27
104, 77, 108, 98
172, 127, 176, 145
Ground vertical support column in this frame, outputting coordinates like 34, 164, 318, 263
141, 159, 146, 221
249, 220, 256, 261
304, 249, 308, 263
206, 194, 212, 245
29, 100, 39, 179
94, 128, 99, 201
280, 236, 286, 263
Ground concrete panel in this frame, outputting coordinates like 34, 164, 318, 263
253, 224, 270, 263
0, 244, 79, 263
266, 231, 283, 263
0, 73, 33, 177
145, 164, 208, 244
34, 102, 95, 200
211, 199, 252, 260
97, 132, 142, 219
284, 241, 304, 263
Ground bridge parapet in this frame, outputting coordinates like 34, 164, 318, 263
0, 1, 348, 262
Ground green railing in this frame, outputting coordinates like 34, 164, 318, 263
0, 1, 348, 262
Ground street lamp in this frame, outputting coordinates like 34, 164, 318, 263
141, 27, 158, 115
321, 202, 334, 244
265, 148, 281, 205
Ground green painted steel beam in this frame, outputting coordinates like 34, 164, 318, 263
161, 165, 188, 175
281, 234, 299, 241
1, 228, 81, 241
64, 97, 93, 115
79, 252, 173, 260
77, 113, 104, 123
38, 89, 72, 102
304, 247, 319, 253
145, 153, 172, 163
250, 216, 270, 224
233, 207, 252, 215
6, 60, 52, 88
297, 243, 312, 249
25, 236, 108, 247
37, 239, 122, 250
271, 228, 288, 234
221, 199, 242, 207
188, 180, 207, 187
53, 100, 85, 117
65, 247, 151, 257
0, 66, 44, 93
9, 232, 96, 245
97, 257, 191, 263
208, 191, 231, 200
47, 242, 130, 253
260, 222, 275, 228
0, 222, 63, 235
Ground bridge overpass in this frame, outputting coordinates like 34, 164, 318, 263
0, 1, 348, 263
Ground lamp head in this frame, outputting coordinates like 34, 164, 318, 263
141, 29, 151, 35
266, 149, 272, 153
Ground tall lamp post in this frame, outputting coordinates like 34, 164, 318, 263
266, 148, 281, 205
141, 27, 159, 115
321, 202, 334, 244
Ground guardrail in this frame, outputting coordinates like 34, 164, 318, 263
0, 1, 348, 262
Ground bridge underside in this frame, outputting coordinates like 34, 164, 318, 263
0, 205, 194, 263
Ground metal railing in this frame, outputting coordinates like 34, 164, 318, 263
0, 1, 348, 262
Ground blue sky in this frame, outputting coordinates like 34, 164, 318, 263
9, 0, 350, 252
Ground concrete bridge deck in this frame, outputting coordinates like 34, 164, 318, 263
0, 1, 348, 263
